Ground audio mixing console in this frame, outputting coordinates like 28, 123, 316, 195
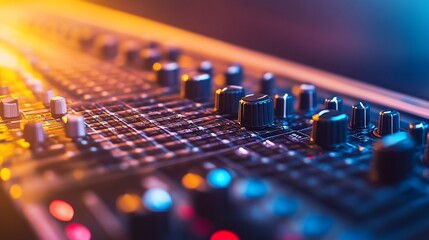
1, 2, 429, 240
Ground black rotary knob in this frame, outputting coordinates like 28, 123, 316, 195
349, 102, 372, 129
95, 35, 118, 60
274, 93, 294, 119
408, 122, 428, 146
310, 110, 348, 149
214, 85, 245, 115
375, 110, 400, 136
238, 94, 274, 129
324, 96, 343, 111
370, 132, 416, 184
166, 46, 181, 62
154, 61, 180, 88
181, 72, 211, 102
122, 41, 141, 65
140, 48, 162, 70
198, 60, 213, 77
260, 72, 276, 95
297, 84, 317, 113
225, 64, 243, 86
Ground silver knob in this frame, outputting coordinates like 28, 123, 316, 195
64, 114, 87, 139
50, 96, 67, 118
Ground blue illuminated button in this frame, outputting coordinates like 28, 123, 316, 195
302, 213, 333, 238
142, 188, 173, 212
235, 178, 269, 200
207, 168, 232, 188
268, 195, 299, 217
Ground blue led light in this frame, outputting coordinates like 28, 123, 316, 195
142, 188, 173, 212
270, 195, 298, 217
207, 168, 232, 188
240, 178, 268, 199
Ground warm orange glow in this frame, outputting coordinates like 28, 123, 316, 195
182, 74, 190, 82
0, 168, 11, 181
152, 62, 162, 71
9, 184, 22, 199
182, 173, 204, 189
49, 200, 75, 222
72, 169, 85, 180
116, 193, 141, 213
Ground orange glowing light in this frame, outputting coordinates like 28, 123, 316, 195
116, 193, 141, 213
9, 184, 22, 199
182, 173, 204, 189
0, 168, 11, 181
49, 200, 75, 222
152, 62, 162, 71
182, 74, 190, 82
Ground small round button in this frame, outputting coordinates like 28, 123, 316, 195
296, 84, 317, 113
375, 110, 400, 136
260, 72, 276, 95
238, 94, 274, 129
274, 93, 294, 119
324, 96, 343, 111
225, 64, 243, 86
153, 61, 180, 88
310, 110, 348, 149
40, 90, 54, 106
370, 132, 416, 184
181, 72, 211, 102
214, 85, 245, 115
349, 102, 372, 129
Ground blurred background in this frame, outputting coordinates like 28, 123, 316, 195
87, 0, 429, 100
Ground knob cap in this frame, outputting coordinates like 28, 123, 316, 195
214, 85, 245, 115
0, 96, 20, 119
324, 96, 343, 111
260, 72, 276, 95
274, 93, 294, 119
310, 110, 348, 148
23, 121, 45, 147
40, 89, 54, 106
349, 102, 371, 129
50, 96, 67, 118
297, 84, 317, 113
95, 35, 118, 59
198, 60, 213, 77
140, 48, 162, 70
225, 64, 243, 86
370, 132, 416, 184
166, 46, 181, 62
238, 94, 274, 129
65, 115, 87, 139
154, 61, 180, 88
408, 122, 428, 146
122, 41, 141, 65
375, 110, 400, 136
181, 72, 211, 102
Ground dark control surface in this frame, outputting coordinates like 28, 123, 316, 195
1, 8, 429, 240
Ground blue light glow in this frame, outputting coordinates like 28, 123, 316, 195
142, 188, 173, 212
239, 178, 268, 199
207, 168, 232, 188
